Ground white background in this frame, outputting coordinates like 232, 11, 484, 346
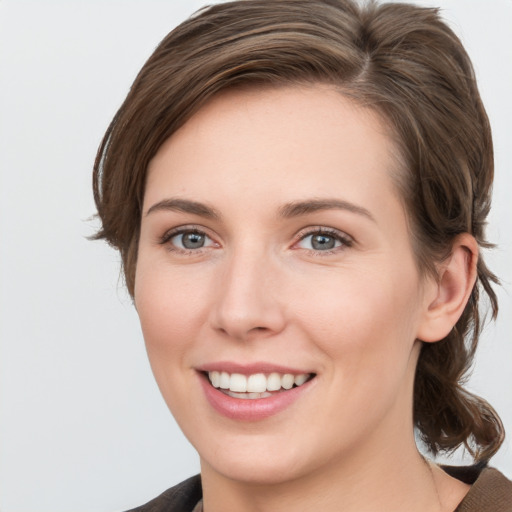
0, 1, 510, 511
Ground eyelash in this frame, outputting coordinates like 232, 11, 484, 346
159, 225, 353, 256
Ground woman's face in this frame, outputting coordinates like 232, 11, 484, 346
135, 85, 435, 485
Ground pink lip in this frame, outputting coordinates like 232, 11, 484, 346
196, 361, 312, 375
198, 371, 315, 421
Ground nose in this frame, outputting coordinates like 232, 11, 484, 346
209, 246, 286, 341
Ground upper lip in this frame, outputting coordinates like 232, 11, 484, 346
196, 361, 314, 375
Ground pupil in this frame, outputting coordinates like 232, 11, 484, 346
182, 232, 205, 249
312, 234, 335, 250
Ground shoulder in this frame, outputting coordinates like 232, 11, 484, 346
445, 465, 512, 512
125, 475, 202, 512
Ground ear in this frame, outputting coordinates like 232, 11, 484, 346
416, 233, 478, 343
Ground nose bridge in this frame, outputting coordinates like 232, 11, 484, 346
210, 241, 285, 340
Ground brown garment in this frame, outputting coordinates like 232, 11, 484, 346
444, 465, 512, 512
127, 466, 512, 511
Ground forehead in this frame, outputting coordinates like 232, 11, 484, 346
145, 85, 404, 214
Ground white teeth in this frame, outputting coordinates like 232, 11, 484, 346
207, 371, 311, 394
219, 371, 230, 389
294, 374, 308, 386
210, 371, 220, 388
247, 373, 267, 393
267, 372, 282, 391
227, 391, 272, 399
281, 374, 294, 390
229, 373, 247, 392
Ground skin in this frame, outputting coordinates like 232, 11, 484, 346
135, 85, 475, 512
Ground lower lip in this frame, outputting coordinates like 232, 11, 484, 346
199, 373, 314, 421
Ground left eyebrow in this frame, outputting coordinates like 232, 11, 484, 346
279, 198, 376, 222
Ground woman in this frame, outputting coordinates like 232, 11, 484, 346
92, 0, 511, 510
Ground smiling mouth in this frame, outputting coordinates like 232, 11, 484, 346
206, 371, 315, 400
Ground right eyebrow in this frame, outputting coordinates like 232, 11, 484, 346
145, 198, 221, 220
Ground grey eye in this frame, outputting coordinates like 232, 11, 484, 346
183, 232, 205, 249
311, 234, 336, 250
297, 232, 343, 251
171, 231, 212, 250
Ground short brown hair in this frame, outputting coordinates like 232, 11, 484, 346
93, 0, 504, 460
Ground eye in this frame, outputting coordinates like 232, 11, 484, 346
161, 227, 217, 252
172, 231, 208, 249
295, 228, 351, 252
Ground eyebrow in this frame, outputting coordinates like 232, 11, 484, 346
279, 199, 376, 222
145, 198, 221, 219
145, 197, 375, 222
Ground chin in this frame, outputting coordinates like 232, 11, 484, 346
194, 424, 337, 487
201, 448, 310, 486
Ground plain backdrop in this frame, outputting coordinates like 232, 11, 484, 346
0, 1, 510, 511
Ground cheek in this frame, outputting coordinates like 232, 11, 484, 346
133, 267, 209, 426
292, 265, 422, 372
135, 255, 210, 338
296, 270, 423, 430
133, 260, 209, 382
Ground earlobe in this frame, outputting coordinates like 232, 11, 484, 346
417, 233, 478, 343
